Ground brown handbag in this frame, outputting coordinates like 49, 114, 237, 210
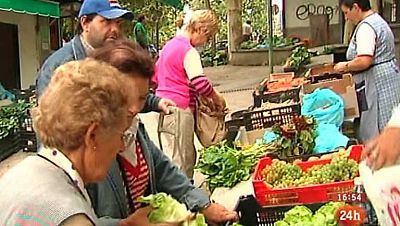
194, 96, 227, 148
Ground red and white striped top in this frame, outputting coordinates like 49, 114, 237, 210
120, 140, 149, 211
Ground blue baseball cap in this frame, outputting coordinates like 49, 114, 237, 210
78, 0, 134, 20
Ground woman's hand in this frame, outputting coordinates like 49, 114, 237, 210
362, 127, 400, 170
333, 62, 349, 73
158, 98, 176, 114
201, 203, 239, 226
211, 90, 227, 112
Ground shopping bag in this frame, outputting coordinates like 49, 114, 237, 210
195, 96, 227, 148
301, 88, 345, 127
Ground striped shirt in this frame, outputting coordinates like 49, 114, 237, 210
189, 75, 214, 110
120, 140, 149, 211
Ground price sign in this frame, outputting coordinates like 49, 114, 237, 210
336, 205, 367, 226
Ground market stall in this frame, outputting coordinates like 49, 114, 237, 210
193, 63, 385, 226
0, 86, 37, 161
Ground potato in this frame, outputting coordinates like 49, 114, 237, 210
320, 154, 332, 160
308, 156, 319, 161
293, 159, 302, 164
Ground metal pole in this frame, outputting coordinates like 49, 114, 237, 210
156, 1, 160, 50
267, 0, 273, 73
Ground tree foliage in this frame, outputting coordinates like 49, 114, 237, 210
61, 0, 270, 48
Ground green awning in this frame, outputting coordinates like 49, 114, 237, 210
0, 0, 60, 18
160, 0, 183, 10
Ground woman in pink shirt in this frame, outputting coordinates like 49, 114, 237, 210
154, 10, 225, 178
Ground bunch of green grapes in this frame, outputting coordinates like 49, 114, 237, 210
262, 159, 303, 188
329, 155, 359, 181
303, 155, 358, 184
263, 155, 359, 188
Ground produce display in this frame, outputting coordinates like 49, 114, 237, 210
262, 150, 358, 188
274, 202, 346, 226
240, 36, 297, 50
239, 41, 258, 50
322, 45, 334, 55
196, 142, 273, 190
0, 100, 32, 139
265, 77, 305, 93
138, 193, 207, 226
270, 116, 317, 158
256, 100, 296, 111
284, 46, 313, 73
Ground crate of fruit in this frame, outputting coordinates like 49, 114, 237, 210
243, 103, 300, 131
265, 138, 358, 163
231, 195, 376, 226
253, 87, 301, 108
252, 145, 363, 206
253, 76, 305, 108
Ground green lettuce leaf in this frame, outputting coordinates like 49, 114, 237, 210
138, 193, 207, 226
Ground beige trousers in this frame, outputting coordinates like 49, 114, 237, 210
158, 108, 196, 178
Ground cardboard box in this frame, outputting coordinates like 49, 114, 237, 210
307, 64, 335, 77
302, 73, 360, 119
269, 72, 295, 82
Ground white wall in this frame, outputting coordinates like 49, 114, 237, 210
284, 0, 340, 28
0, 11, 39, 89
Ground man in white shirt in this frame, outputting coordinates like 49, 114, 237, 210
363, 104, 400, 170
242, 20, 252, 41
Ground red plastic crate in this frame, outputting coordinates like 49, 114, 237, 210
252, 145, 363, 206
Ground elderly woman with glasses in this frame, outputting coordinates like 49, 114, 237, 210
0, 59, 181, 226
86, 40, 238, 226
0, 59, 132, 225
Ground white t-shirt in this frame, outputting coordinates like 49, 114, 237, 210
355, 23, 376, 56
243, 23, 252, 36
388, 104, 400, 127
183, 48, 204, 80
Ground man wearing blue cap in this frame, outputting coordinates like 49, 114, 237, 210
36, 0, 174, 113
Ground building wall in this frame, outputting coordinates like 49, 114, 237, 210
283, 0, 342, 44
0, 11, 45, 89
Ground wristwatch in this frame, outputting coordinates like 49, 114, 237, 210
199, 200, 214, 212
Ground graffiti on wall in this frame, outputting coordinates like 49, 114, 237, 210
295, 3, 340, 21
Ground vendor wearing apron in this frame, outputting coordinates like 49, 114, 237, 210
334, 0, 400, 143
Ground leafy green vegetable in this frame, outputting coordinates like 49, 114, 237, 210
284, 206, 313, 225
0, 100, 32, 140
286, 46, 313, 73
271, 116, 317, 158
322, 45, 334, 55
231, 223, 244, 226
274, 202, 346, 226
274, 221, 289, 226
240, 36, 297, 50
196, 141, 270, 190
138, 193, 207, 226
240, 40, 258, 50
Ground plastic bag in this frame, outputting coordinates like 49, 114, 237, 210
360, 161, 400, 226
301, 88, 344, 127
0, 83, 15, 100
314, 123, 348, 153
